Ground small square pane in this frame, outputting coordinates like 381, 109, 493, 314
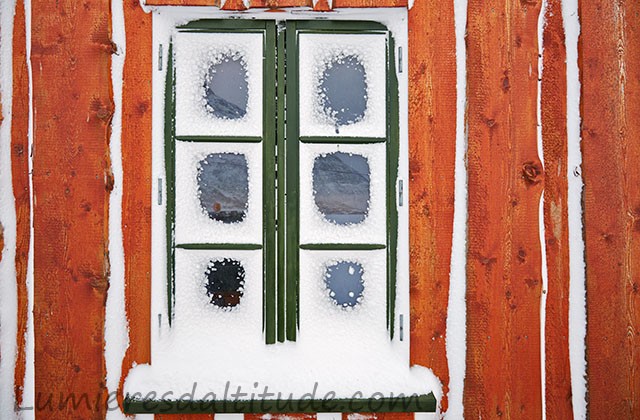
175, 32, 263, 137
299, 33, 387, 138
174, 142, 262, 245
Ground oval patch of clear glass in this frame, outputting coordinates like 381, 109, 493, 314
205, 258, 245, 309
319, 55, 368, 132
324, 261, 365, 308
197, 153, 249, 224
313, 152, 370, 225
204, 55, 249, 120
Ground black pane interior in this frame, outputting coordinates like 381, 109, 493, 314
205, 258, 245, 308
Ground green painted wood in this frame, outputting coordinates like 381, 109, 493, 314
299, 243, 386, 251
123, 393, 437, 414
386, 34, 399, 339
300, 137, 386, 144
276, 22, 287, 343
285, 20, 300, 342
176, 243, 263, 250
263, 21, 278, 345
175, 136, 262, 143
165, 42, 176, 325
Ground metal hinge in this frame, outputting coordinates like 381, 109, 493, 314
158, 178, 163, 205
398, 179, 404, 206
398, 46, 403, 73
158, 44, 163, 71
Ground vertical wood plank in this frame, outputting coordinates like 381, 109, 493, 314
145, 0, 220, 6
249, 0, 312, 7
312, 0, 332, 11
540, 0, 573, 418
408, 0, 457, 413
579, 0, 640, 417
157, 414, 214, 419
222, 0, 249, 10
119, 0, 153, 411
331, 0, 407, 7
31, 0, 113, 418
11, 0, 30, 409
464, 0, 544, 418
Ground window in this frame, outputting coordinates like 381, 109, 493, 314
127, 12, 436, 413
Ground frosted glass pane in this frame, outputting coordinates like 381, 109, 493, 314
204, 258, 245, 309
324, 261, 365, 308
204, 56, 249, 120
319, 55, 367, 132
197, 153, 249, 224
313, 152, 370, 225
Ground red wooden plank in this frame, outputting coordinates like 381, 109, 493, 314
408, 0, 456, 413
118, 0, 153, 413
11, 0, 30, 409
313, 0, 332, 11
31, 0, 113, 418
157, 414, 214, 419
540, 0, 573, 418
145, 0, 220, 6
332, 0, 407, 7
464, 0, 544, 418
579, 0, 640, 417
250, 0, 312, 7
222, 0, 249, 10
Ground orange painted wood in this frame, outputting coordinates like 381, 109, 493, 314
222, 0, 249, 10
313, 0, 332, 11
250, 0, 312, 7
11, 0, 30, 409
408, 0, 456, 413
464, 0, 544, 418
118, 0, 153, 412
31, 0, 113, 418
145, 0, 220, 6
540, 1, 573, 418
332, 0, 407, 7
579, 0, 640, 417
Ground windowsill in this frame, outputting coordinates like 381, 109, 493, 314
122, 394, 437, 414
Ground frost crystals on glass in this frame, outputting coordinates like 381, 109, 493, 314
203, 54, 249, 120
319, 54, 368, 133
197, 153, 249, 224
313, 152, 370, 225
205, 258, 245, 309
324, 261, 365, 308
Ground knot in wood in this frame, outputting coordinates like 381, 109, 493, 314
522, 161, 542, 186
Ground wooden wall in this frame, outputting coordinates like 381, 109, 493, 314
0, 0, 639, 418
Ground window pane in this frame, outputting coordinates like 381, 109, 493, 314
313, 152, 370, 225
204, 56, 249, 120
197, 153, 249, 224
324, 261, 364, 308
319, 55, 367, 132
205, 258, 245, 308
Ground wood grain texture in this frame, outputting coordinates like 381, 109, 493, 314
332, 0, 407, 7
540, 0, 573, 418
313, 0, 332, 11
31, 0, 113, 418
464, 0, 544, 418
157, 414, 213, 419
118, 0, 153, 413
341, 412, 413, 420
579, 0, 640, 417
145, 0, 220, 6
408, 0, 457, 413
250, 0, 312, 7
221, 0, 249, 10
11, 0, 30, 410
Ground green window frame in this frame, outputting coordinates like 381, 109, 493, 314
165, 19, 400, 345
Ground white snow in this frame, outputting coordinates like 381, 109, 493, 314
175, 32, 263, 138
105, 0, 130, 418
445, 0, 468, 418
562, 0, 587, 417
298, 33, 387, 138
299, 143, 386, 245
174, 141, 263, 245
0, 1, 19, 418
537, 2, 548, 419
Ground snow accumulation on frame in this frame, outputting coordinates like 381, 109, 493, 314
175, 32, 263, 138
299, 33, 387, 138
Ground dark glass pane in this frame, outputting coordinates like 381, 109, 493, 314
197, 153, 249, 224
319, 55, 367, 132
313, 152, 370, 225
204, 55, 249, 120
205, 258, 245, 308
324, 261, 365, 308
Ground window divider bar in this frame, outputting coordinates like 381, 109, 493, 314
299, 137, 386, 144
175, 243, 263, 250
175, 135, 262, 143
299, 243, 386, 251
